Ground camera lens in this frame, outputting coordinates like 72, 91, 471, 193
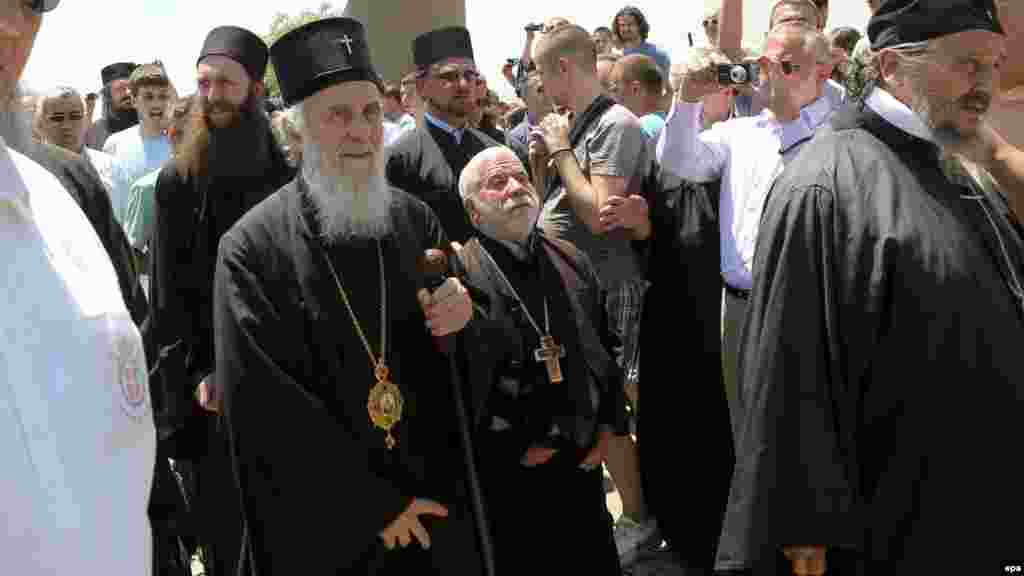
729, 65, 748, 84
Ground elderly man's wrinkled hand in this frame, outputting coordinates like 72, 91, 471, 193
419, 277, 473, 336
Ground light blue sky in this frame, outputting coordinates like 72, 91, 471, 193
24, 1, 870, 102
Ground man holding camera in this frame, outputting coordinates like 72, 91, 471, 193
655, 23, 836, 447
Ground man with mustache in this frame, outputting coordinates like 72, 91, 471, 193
454, 146, 626, 575
104, 63, 174, 227
213, 17, 483, 575
84, 61, 139, 151
386, 26, 501, 243
147, 25, 294, 576
728, 1, 1024, 574
34, 85, 116, 194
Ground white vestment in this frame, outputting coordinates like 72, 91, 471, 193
0, 136, 155, 575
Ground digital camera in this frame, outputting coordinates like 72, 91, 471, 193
718, 63, 759, 85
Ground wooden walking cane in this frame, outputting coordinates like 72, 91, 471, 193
419, 247, 497, 576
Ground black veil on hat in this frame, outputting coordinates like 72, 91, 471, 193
869, 0, 1003, 51
413, 26, 475, 70
270, 17, 381, 107
198, 26, 270, 82
101, 62, 137, 86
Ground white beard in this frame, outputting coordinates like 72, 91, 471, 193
303, 139, 393, 241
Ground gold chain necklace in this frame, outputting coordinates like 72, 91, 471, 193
322, 239, 404, 450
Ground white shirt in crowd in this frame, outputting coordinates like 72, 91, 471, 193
0, 136, 155, 575
656, 91, 835, 290
82, 146, 116, 195
103, 126, 172, 227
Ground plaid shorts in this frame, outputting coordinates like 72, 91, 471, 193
606, 277, 648, 386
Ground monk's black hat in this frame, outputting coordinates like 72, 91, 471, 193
198, 26, 270, 82
101, 62, 137, 86
413, 26, 475, 70
868, 0, 1003, 51
270, 17, 381, 106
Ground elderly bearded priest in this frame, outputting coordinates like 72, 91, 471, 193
214, 18, 485, 575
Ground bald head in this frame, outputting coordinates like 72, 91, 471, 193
459, 146, 539, 244
534, 24, 598, 78
459, 146, 525, 202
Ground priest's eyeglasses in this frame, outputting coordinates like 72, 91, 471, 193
434, 69, 481, 85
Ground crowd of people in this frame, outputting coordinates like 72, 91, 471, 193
4, 0, 1024, 575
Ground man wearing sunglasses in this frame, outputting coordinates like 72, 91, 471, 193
386, 26, 501, 244
1, 2, 158, 576
655, 22, 835, 476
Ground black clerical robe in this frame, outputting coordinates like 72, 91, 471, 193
28, 143, 148, 325
147, 136, 294, 576
386, 121, 500, 243
453, 233, 625, 576
213, 179, 482, 575
636, 173, 734, 570
724, 100, 1024, 574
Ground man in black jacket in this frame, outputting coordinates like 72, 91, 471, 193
147, 25, 294, 576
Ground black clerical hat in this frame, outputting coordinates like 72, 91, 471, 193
270, 18, 381, 106
413, 26, 475, 70
868, 0, 1003, 51
198, 26, 270, 83
101, 62, 137, 86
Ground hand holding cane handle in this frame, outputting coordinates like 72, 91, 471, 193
418, 247, 454, 354
783, 546, 827, 576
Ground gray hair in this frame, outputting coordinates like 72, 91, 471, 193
288, 103, 305, 134
34, 86, 83, 131
457, 146, 521, 205
763, 23, 832, 65
1, 84, 39, 157
863, 40, 931, 91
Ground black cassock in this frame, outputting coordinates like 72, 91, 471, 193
453, 233, 627, 576
213, 180, 482, 575
636, 173, 734, 571
147, 136, 294, 576
386, 121, 500, 243
28, 143, 147, 325
722, 101, 1024, 574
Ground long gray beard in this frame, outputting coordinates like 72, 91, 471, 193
303, 139, 393, 241
0, 84, 38, 157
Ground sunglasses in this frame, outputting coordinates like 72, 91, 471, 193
434, 69, 480, 84
30, 0, 60, 13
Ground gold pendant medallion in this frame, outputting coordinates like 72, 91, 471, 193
367, 362, 403, 449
